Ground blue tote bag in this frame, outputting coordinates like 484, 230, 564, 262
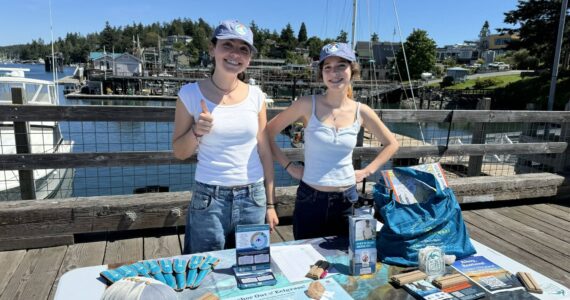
373, 166, 475, 266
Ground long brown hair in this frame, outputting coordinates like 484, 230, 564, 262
318, 59, 361, 99
210, 38, 249, 82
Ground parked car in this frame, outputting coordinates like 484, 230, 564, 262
488, 62, 510, 70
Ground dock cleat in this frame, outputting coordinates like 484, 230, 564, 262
130, 262, 152, 278
190, 256, 221, 289
144, 260, 167, 285
186, 255, 205, 289
159, 259, 177, 289
172, 258, 188, 291
100, 269, 125, 285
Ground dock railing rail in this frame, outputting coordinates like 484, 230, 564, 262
0, 98, 569, 250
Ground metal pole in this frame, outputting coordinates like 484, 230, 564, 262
351, 0, 357, 50
547, 0, 568, 111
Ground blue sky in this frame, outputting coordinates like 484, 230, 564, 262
1, 0, 520, 47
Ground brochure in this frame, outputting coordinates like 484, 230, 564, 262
441, 280, 485, 300
381, 163, 449, 204
234, 224, 276, 289
403, 279, 454, 300
452, 256, 524, 294
224, 278, 353, 300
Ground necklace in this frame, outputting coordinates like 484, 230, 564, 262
210, 77, 239, 95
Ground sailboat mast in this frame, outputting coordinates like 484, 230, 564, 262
351, 0, 357, 49
547, 0, 568, 111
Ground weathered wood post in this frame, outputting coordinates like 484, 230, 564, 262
467, 97, 492, 176
559, 100, 570, 173
12, 87, 36, 200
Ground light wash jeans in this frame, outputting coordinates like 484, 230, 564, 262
183, 180, 266, 254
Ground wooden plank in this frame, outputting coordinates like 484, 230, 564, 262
270, 230, 284, 244
0, 235, 74, 252
0, 246, 67, 300
468, 98, 491, 176
466, 223, 570, 287
0, 250, 26, 297
143, 235, 181, 260
494, 207, 570, 244
531, 204, 570, 222
275, 225, 294, 242
47, 241, 106, 300
0, 142, 566, 170
549, 203, 570, 214
4, 106, 570, 123
462, 211, 570, 272
104, 237, 143, 265
514, 205, 570, 231
471, 209, 570, 257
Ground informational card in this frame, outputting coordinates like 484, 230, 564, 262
234, 224, 276, 289
224, 278, 353, 300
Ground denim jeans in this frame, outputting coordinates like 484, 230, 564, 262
293, 181, 357, 240
184, 180, 266, 254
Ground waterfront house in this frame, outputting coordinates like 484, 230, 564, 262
89, 52, 121, 71
446, 67, 469, 82
355, 41, 399, 80
113, 53, 142, 76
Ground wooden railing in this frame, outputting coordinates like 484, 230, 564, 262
1, 105, 568, 170
0, 104, 569, 250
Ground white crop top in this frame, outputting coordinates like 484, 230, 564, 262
302, 96, 361, 187
178, 82, 264, 186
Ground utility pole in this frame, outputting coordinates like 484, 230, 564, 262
547, 0, 568, 111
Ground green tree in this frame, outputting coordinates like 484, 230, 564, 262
502, 0, 569, 68
395, 29, 437, 80
371, 32, 379, 42
479, 20, 490, 50
336, 30, 348, 43
280, 23, 297, 51
100, 21, 120, 51
306, 36, 324, 59
298, 22, 308, 44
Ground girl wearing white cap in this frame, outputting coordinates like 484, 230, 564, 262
268, 42, 399, 240
173, 20, 278, 254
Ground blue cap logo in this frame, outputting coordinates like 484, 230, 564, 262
235, 24, 247, 36
327, 43, 339, 52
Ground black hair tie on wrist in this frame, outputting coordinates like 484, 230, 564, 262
284, 161, 293, 170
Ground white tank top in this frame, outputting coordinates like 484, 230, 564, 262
302, 95, 361, 186
178, 82, 264, 186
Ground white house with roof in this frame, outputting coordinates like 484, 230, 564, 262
89, 52, 142, 76
446, 67, 469, 82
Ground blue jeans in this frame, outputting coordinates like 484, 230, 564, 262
293, 181, 357, 240
184, 181, 266, 254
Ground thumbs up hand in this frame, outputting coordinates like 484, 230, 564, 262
193, 99, 213, 137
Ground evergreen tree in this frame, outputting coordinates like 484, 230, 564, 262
395, 29, 436, 80
298, 22, 308, 44
502, 0, 569, 68
371, 32, 379, 42
280, 23, 297, 51
336, 30, 349, 43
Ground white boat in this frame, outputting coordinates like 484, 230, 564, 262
0, 68, 74, 200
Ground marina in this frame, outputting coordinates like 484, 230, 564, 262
0, 0, 570, 297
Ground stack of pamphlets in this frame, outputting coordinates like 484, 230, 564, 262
451, 256, 524, 294
403, 279, 454, 300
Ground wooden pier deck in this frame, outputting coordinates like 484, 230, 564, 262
0, 201, 567, 300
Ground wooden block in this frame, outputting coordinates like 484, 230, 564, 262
390, 270, 427, 286
517, 272, 543, 294
433, 273, 468, 289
